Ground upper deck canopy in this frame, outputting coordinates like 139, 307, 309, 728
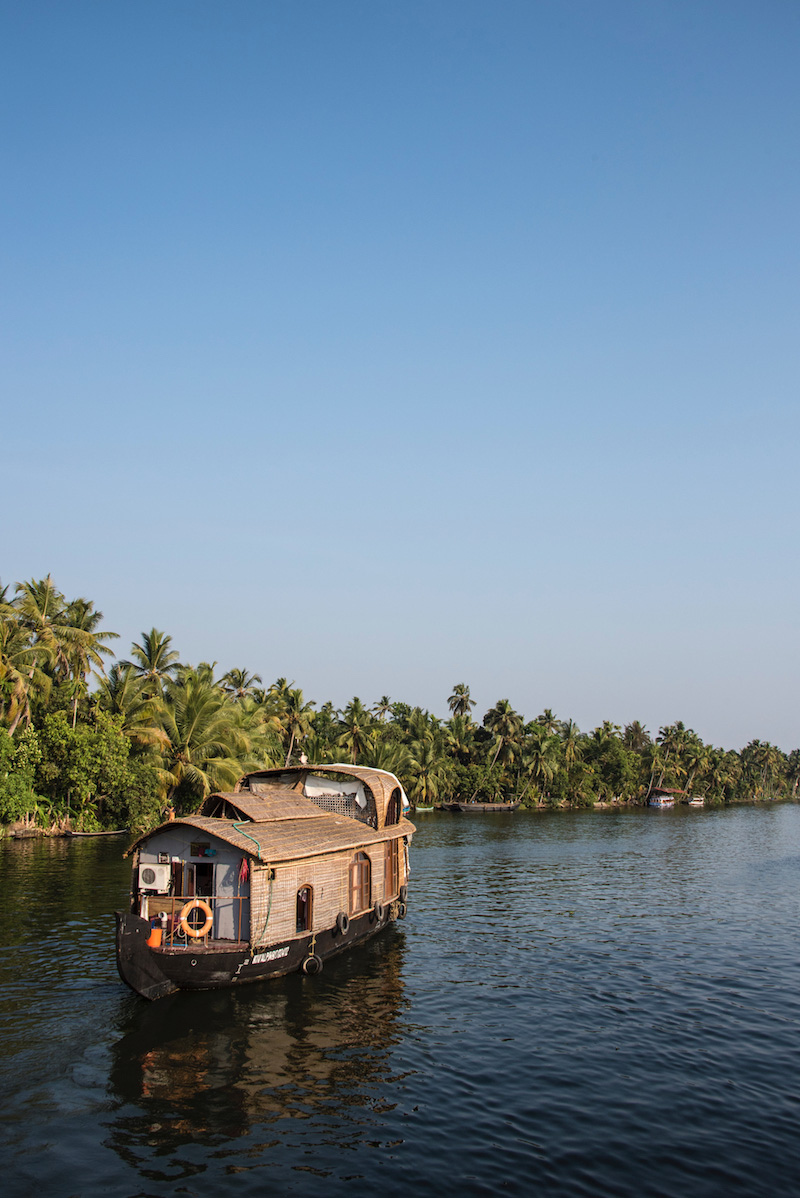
126, 763, 414, 862
236, 764, 409, 830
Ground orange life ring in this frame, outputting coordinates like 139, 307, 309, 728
179, 898, 213, 939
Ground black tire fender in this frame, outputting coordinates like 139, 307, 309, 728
399, 885, 408, 903
397, 901, 407, 919
336, 911, 350, 935
302, 953, 323, 976
373, 901, 386, 921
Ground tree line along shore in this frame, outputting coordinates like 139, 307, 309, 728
1, 575, 797, 835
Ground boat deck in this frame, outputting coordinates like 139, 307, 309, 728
155, 939, 249, 954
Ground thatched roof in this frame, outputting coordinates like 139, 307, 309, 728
126, 812, 415, 864
237, 764, 407, 830
200, 790, 328, 823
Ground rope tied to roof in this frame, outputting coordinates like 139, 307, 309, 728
232, 821, 263, 859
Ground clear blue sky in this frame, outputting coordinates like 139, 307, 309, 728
2, 1, 798, 750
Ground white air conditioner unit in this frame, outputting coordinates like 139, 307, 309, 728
138, 863, 171, 893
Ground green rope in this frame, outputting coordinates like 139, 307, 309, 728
233, 822, 274, 946
255, 870, 274, 946
233, 820, 263, 859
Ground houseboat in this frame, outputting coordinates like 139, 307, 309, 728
115, 764, 414, 1000
648, 787, 683, 808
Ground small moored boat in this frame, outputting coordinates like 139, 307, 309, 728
434, 800, 521, 812
116, 765, 414, 1000
455, 800, 521, 812
648, 787, 683, 809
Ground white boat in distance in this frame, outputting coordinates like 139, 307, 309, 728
648, 787, 683, 808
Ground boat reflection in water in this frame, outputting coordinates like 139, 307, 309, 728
106, 927, 407, 1180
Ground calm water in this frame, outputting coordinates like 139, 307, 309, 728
2, 805, 800, 1196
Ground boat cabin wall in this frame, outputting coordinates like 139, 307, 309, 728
136, 829, 250, 941
250, 836, 409, 949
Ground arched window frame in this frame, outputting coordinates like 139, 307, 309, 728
386, 788, 402, 826
296, 884, 313, 934
349, 851, 371, 915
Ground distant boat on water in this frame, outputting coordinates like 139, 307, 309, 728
434, 800, 521, 813
648, 787, 683, 809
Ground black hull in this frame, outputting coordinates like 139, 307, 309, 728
115, 907, 401, 1000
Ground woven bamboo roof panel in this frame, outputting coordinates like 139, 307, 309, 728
237, 764, 407, 830
127, 813, 415, 863
201, 790, 328, 823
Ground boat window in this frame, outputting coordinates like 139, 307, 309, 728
384, 838, 400, 898
296, 885, 313, 933
386, 788, 401, 825
349, 852, 371, 914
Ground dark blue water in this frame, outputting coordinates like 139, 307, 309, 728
2, 805, 800, 1196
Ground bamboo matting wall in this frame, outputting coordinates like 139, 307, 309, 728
248, 841, 407, 947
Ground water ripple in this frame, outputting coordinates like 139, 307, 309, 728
2, 807, 800, 1195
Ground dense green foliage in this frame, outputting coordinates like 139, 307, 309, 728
1, 575, 798, 832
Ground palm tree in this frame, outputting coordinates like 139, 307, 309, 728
97, 662, 167, 751
741, 739, 782, 798
159, 671, 253, 805
127, 629, 181, 697
622, 720, 650, 753
12, 575, 74, 686
267, 677, 293, 705
484, 699, 523, 767
9, 577, 116, 730
220, 668, 263, 701
592, 720, 622, 746
786, 750, 800, 799
0, 609, 49, 734
365, 740, 411, 777
535, 708, 559, 735
406, 738, 447, 804
705, 748, 740, 802
229, 694, 284, 768
655, 721, 691, 788
682, 737, 711, 798
338, 697, 375, 764
520, 725, 560, 801
448, 683, 475, 719
446, 713, 475, 762
372, 695, 392, 722
62, 597, 118, 727
407, 707, 440, 743
559, 719, 582, 770
282, 688, 316, 765
301, 730, 342, 765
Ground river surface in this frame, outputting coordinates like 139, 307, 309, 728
2, 804, 800, 1196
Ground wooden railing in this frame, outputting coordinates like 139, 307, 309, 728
143, 893, 247, 946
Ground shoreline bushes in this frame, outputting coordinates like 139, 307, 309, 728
1, 576, 797, 832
